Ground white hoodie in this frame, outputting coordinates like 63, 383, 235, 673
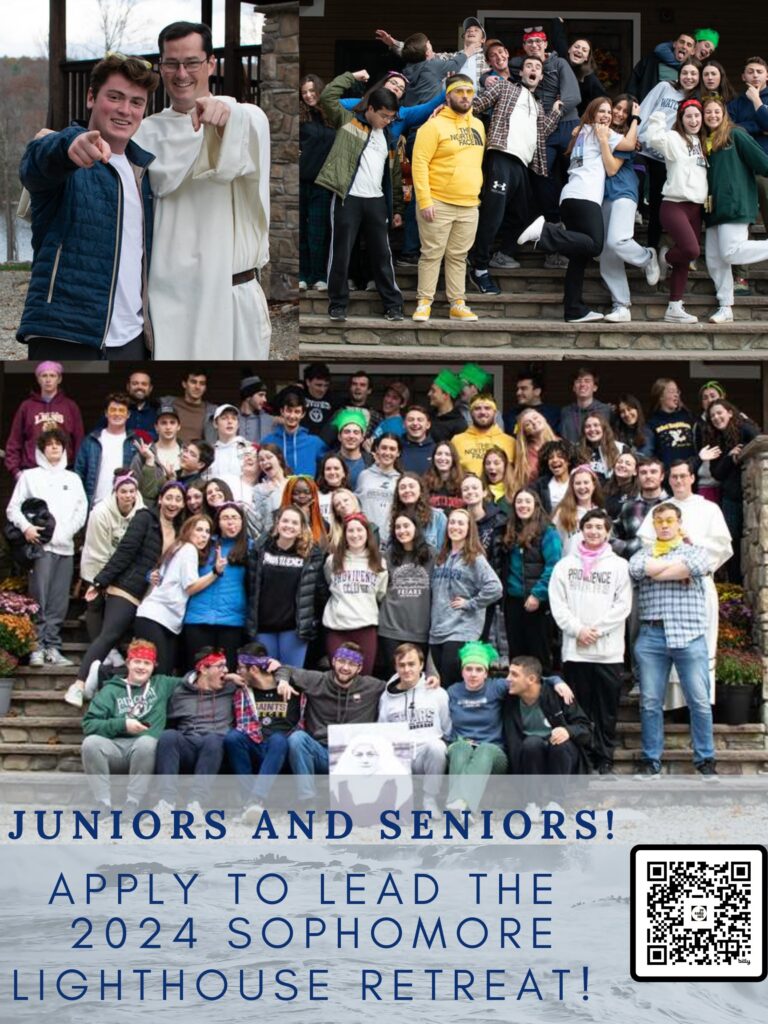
548, 546, 632, 664
378, 675, 451, 753
644, 111, 708, 204
80, 487, 146, 582
7, 449, 87, 555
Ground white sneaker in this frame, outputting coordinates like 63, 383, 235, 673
299, 279, 308, 291
153, 799, 175, 816
364, 280, 377, 292
45, 648, 74, 667
29, 649, 45, 667
644, 248, 660, 287
566, 310, 604, 323
517, 214, 545, 246
709, 306, 733, 324
658, 245, 671, 277
104, 648, 125, 668
241, 803, 265, 826
604, 305, 631, 323
664, 301, 697, 324
423, 797, 441, 817
525, 801, 542, 822
64, 682, 84, 708
489, 251, 521, 269
445, 798, 469, 814
313, 280, 328, 292
83, 659, 102, 700
187, 800, 204, 818
543, 801, 565, 815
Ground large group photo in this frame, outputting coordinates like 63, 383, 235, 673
1, 356, 766, 820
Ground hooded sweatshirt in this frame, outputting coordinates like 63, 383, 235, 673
6, 448, 87, 555
429, 551, 503, 643
82, 673, 180, 739
412, 105, 485, 208
165, 673, 238, 736
80, 487, 146, 582
378, 675, 451, 752
452, 424, 515, 476
4, 389, 84, 479
273, 665, 386, 744
548, 547, 633, 663
260, 424, 328, 476
644, 111, 708, 203
355, 464, 401, 544
323, 551, 389, 630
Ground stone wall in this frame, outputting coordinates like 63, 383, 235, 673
257, 2, 299, 301
740, 436, 768, 722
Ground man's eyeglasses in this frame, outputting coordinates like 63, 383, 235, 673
158, 58, 209, 72
377, 112, 398, 124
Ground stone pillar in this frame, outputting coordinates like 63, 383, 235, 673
256, 2, 299, 301
740, 437, 768, 724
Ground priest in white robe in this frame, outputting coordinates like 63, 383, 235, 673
638, 460, 733, 705
134, 20, 272, 360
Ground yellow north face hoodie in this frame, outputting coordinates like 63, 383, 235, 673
411, 106, 485, 209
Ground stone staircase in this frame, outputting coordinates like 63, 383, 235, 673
1, 608, 766, 774
299, 253, 768, 360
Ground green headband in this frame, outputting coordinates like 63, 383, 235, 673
433, 369, 462, 398
459, 362, 492, 392
333, 408, 368, 433
458, 641, 498, 669
694, 28, 719, 47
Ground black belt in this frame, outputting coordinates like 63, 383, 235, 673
233, 267, 258, 286
641, 619, 665, 627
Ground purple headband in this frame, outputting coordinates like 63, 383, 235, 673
238, 654, 272, 671
334, 646, 364, 666
113, 473, 137, 491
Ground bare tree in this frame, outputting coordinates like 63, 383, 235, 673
96, 0, 143, 53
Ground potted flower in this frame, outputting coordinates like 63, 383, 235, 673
715, 649, 762, 725
0, 590, 39, 717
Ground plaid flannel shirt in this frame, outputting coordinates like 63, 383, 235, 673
472, 77, 562, 176
628, 543, 711, 648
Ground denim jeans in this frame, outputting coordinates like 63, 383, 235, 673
224, 729, 290, 802
287, 731, 329, 799
155, 731, 226, 804
256, 631, 308, 669
636, 626, 714, 767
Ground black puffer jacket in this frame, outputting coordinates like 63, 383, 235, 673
3, 498, 56, 567
247, 537, 328, 641
94, 508, 165, 600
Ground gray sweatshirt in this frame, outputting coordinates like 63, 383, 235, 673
429, 552, 503, 643
165, 675, 238, 736
355, 464, 401, 545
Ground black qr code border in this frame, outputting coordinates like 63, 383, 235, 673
630, 844, 767, 983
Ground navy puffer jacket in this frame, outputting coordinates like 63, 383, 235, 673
17, 124, 154, 352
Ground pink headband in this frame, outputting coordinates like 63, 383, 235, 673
35, 361, 63, 376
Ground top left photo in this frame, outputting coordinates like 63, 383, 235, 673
0, 0, 299, 362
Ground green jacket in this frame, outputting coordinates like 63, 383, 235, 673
705, 127, 768, 226
82, 674, 180, 740
315, 72, 404, 219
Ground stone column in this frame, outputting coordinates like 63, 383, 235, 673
256, 2, 299, 301
740, 437, 768, 724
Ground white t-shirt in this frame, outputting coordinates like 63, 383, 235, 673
349, 129, 387, 199
105, 153, 144, 347
505, 87, 538, 165
136, 543, 200, 633
548, 477, 568, 512
560, 126, 622, 205
93, 430, 127, 505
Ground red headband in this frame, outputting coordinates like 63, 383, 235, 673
679, 98, 703, 113
523, 31, 547, 42
343, 512, 369, 526
126, 642, 157, 664
196, 652, 228, 671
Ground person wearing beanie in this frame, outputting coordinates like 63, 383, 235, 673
333, 408, 374, 488
410, 73, 485, 323
239, 375, 274, 443
653, 28, 719, 71
4, 362, 84, 480
428, 370, 466, 442
456, 362, 503, 427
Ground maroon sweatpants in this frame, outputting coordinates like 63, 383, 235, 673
659, 200, 702, 301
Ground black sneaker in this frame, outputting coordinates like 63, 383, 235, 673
328, 306, 347, 322
468, 268, 501, 295
696, 759, 719, 781
384, 307, 404, 321
633, 760, 661, 781
395, 252, 419, 266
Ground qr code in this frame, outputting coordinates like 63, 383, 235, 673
630, 846, 766, 981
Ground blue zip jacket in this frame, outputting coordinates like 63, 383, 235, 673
74, 428, 139, 506
728, 90, 768, 154
18, 124, 154, 352
184, 536, 249, 627
260, 425, 328, 476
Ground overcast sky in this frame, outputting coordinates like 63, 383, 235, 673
1, 0, 246, 58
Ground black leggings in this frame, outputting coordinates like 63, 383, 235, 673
504, 596, 553, 673
133, 616, 178, 675
539, 198, 604, 320
182, 624, 244, 672
78, 595, 138, 680
430, 641, 466, 688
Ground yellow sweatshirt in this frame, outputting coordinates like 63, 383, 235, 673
453, 425, 515, 476
411, 106, 486, 209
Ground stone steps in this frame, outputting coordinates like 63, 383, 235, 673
612, 748, 768, 775
303, 290, 768, 321
299, 314, 768, 361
